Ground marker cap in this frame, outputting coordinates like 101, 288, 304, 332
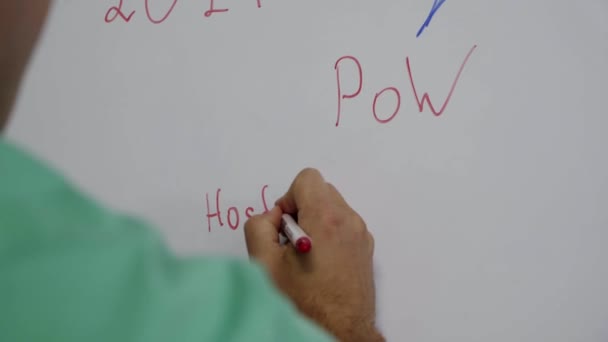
281, 214, 312, 253
295, 237, 312, 253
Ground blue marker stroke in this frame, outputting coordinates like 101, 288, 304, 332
416, 0, 447, 38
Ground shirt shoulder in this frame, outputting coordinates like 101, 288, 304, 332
0, 140, 334, 342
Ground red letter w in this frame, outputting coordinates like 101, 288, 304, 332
407, 45, 477, 116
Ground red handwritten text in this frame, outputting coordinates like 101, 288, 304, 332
204, 0, 229, 18
104, 0, 262, 24
205, 185, 271, 232
105, 0, 135, 23
145, 0, 178, 24
334, 44, 478, 126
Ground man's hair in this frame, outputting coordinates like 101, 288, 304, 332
0, 1, 51, 133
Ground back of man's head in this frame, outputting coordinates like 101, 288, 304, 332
0, 1, 50, 131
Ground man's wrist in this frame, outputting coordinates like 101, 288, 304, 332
310, 309, 384, 342
335, 320, 384, 342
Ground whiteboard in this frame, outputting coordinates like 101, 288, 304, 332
8, 1, 608, 341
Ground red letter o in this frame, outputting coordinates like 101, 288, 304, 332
373, 87, 401, 124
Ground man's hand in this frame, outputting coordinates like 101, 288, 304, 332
244, 168, 384, 342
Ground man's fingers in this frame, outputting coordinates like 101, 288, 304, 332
244, 206, 283, 258
275, 168, 329, 214
326, 182, 355, 212
276, 169, 354, 215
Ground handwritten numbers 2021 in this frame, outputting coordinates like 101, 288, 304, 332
104, 0, 262, 24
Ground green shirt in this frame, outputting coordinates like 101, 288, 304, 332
0, 139, 334, 342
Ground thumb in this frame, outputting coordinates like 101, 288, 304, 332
244, 206, 283, 259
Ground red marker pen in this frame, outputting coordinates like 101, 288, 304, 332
280, 214, 312, 253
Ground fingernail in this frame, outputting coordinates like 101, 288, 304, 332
264, 206, 279, 215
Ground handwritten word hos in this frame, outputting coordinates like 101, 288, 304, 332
333, 44, 477, 127
105, 0, 262, 24
205, 185, 271, 232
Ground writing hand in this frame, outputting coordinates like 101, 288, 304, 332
244, 168, 384, 342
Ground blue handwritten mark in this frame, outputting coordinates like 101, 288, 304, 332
416, 0, 447, 38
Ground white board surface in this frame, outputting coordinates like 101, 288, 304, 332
7, 1, 608, 341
